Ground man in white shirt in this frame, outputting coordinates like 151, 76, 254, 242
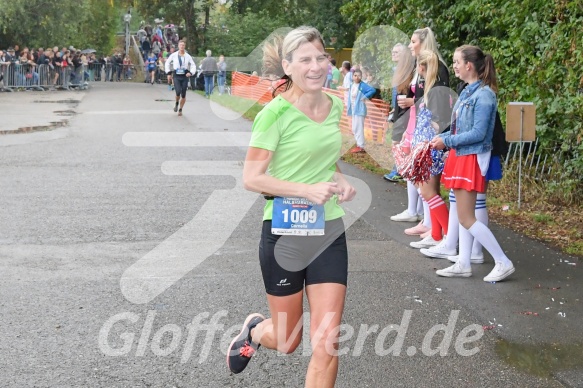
165, 40, 196, 116
338, 61, 352, 105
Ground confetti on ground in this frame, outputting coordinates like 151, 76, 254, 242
519, 311, 539, 316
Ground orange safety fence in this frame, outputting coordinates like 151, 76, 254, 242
231, 71, 390, 143
231, 72, 273, 105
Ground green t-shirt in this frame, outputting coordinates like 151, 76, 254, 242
249, 93, 345, 221
329, 67, 341, 90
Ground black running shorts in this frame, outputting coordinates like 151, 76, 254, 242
174, 74, 189, 98
259, 218, 348, 296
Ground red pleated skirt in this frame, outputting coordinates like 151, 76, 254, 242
441, 149, 486, 193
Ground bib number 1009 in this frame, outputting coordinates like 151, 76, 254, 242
282, 208, 318, 224
271, 197, 325, 236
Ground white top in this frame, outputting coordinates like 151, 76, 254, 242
342, 72, 352, 89
164, 51, 196, 74
478, 151, 491, 176
351, 82, 358, 105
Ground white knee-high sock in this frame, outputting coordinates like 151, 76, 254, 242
418, 189, 432, 228
467, 221, 512, 265
472, 193, 488, 255
406, 181, 419, 216
457, 224, 472, 270
417, 196, 424, 216
444, 190, 458, 251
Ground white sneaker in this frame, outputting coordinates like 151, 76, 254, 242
483, 262, 515, 282
390, 210, 419, 222
420, 240, 457, 259
436, 262, 472, 278
447, 253, 485, 264
410, 235, 442, 249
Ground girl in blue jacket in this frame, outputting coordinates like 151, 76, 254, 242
431, 45, 515, 282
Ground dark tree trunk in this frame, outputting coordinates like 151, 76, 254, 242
183, 0, 199, 55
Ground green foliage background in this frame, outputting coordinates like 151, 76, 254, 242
342, 0, 583, 199
0, 0, 122, 54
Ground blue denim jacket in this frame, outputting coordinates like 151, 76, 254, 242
439, 81, 497, 156
346, 81, 376, 116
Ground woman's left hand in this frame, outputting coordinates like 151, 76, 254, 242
430, 136, 446, 150
335, 177, 356, 204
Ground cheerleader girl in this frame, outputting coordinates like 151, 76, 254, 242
430, 45, 515, 282
407, 50, 452, 249
393, 28, 450, 240
420, 83, 507, 263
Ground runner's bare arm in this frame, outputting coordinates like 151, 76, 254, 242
243, 147, 340, 205
333, 164, 357, 203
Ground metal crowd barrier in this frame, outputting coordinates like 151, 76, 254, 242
0, 63, 90, 91
87, 63, 102, 81
0, 63, 43, 91
0, 61, 140, 91
0, 63, 12, 91
102, 63, 132, 82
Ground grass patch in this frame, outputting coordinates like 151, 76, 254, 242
193, 91, 263, 121
566, 242, 583, 256
339, 136, 394, 174
531, 213, 553, 224
487, 164, 583, 257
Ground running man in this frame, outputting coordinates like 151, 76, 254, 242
164, 40, 196, 116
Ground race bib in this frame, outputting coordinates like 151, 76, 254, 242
271, 197, 325, 236
175, 69, 185, 75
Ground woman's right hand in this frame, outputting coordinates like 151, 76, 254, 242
397, 97, 414, 109
305, 182, 340, 205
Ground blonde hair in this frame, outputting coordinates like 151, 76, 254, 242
392, 47, 415, 94
417, 50, 438, 101
413, 27, 445, 64
262, 26, 325, 96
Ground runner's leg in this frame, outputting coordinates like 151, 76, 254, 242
251, 291, 304, 353
304, 283, 346, 388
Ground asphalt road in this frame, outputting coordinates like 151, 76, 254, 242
0, 83, 581, 387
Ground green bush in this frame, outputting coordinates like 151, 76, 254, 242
341, 0, 583, 201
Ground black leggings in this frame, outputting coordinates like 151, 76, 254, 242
259, 218, 348, 296
174, 75, 189, 98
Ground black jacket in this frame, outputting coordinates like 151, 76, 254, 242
391, 61, 451, 141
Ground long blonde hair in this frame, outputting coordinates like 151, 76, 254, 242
413, 27, 445, 64
392, 47, 415, 94
262, 26, 325, 96
417, 50, 438, 101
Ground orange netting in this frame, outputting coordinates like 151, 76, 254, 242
231, 71, 390, 143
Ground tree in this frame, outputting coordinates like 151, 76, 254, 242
0, 0, 122, 54
134, 0, 210, 54
204, 9, 289, 72
307, 0, 356, 50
